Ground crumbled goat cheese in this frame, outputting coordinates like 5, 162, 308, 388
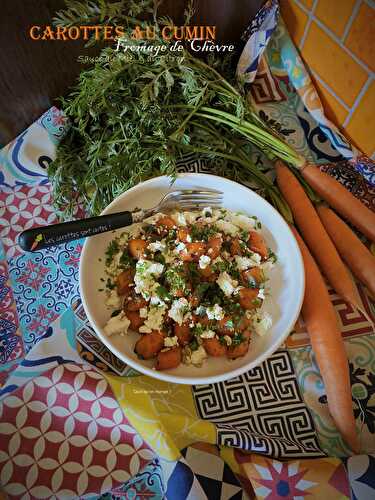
139, 307, 148, 318
257, 288, 266, 300
106, 290, 122, 309
187, 345, 208, 366
168, 298, 189, 325
216, 272, 238, 297
148, 241, 166, 252
139, 305, 166, 333
171, 212, 187, 226
195, 305, 206, 316
175, 242, 187, 254
104, 312, 130, 336
199, 255, 211, 269
223, 335, 232, 346
200, 329, 216, 339
235, 255, 262, 271
216, 219, 238, 236
249, 253, 262, 266
183, 211, 198, 224
202, 207, 212, 217
229, 213, 256, 231
234, 256, 252, 271
150, 295, 166, 307
261, 261, 275, 272
134, 259, 164, 299
253, 312, 273, 336
206, 304, 224, 321
164, 336, 179, 347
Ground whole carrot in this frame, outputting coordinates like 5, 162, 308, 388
301, 164, 375, 242
291, 225, 359, 453
276, 161, 364, 315
317, 205, 375, 299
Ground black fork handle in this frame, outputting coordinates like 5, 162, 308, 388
18, 211, 133, 252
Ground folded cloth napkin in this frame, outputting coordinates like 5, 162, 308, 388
1, 1, 375, 498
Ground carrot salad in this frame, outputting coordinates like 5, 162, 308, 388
102, 208, 277, 370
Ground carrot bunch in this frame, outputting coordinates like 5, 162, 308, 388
275, 160, 375, 453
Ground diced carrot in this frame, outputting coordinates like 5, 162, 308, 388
174, 322, 192, 345
203, 338, 226, 357
226, 335, 250, 359
117, 268, 135, 296
156, 216, 176, 229
238, 288, 261, 310
217, 316, 235, 335
125, 295, 147, 311
178, 228, 191, 242
230, 238, 242, 256
248, 231, 268, 260
126, 310, 145, 331
128, 239, 148, 259
207, 236, 222, 259
198, 266, 217, 282
156, 346, 182, 370
181, 242, 207, 262
135, 331, 164, 359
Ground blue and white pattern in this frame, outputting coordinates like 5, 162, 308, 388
7, 241, 82, 351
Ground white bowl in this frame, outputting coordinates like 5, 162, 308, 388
80, 173, 304, 384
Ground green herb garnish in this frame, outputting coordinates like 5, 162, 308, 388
232, 333, 244, 346
156, 285, 171, 302
106, 278, 115, 290
105, 240, 119, 266
111, 309, 121, 317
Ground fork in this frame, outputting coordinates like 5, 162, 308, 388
18, 189, 223, 252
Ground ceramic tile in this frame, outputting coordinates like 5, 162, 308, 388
280, 0, 309, 46
345, 80, 375, 156
310, 73, 348, 125
298, 0, 314, 9
302, 21, 368, 107
345, 2, 375, 72
315, 0, 357, 38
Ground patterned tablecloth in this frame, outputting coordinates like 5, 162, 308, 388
1, 1, 375, 499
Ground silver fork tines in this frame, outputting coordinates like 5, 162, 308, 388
135, 189, 223, 221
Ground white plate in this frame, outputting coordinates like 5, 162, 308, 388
80, 173, 304, 384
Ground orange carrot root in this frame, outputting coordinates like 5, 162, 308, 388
317, 205, 375, 325
291, 225, 359, 453
301, 164, 375, 242
276, 161, 365, 316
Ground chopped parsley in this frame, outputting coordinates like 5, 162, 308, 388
153, 253, 166, 265
156, 285, 171, 302
165, 268, 188, 294
252, 298, 262, 307
268, 249, 277, 263
119, 249, 134, 268
105, 240, 119, 266
106, 278, 115, 290
192, 323, 205, 337
214, 260, 230, 273
232, 333, 244, 346
190, 224, 219, 242
195, 282, 211, 298
225, 319, 234, 329
189, 339, 199, 351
